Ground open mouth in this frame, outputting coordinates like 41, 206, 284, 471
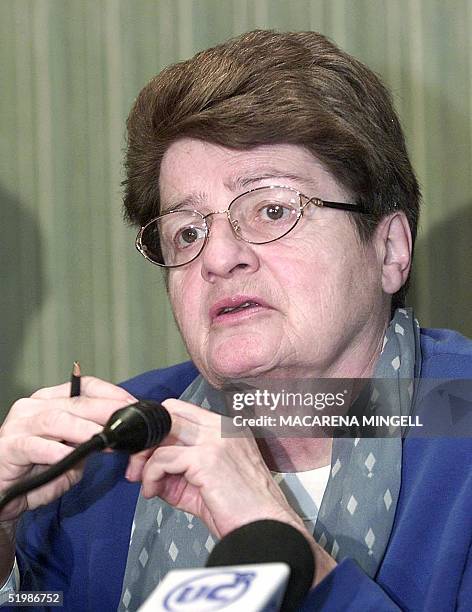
210, 296, 269, 323
217, 301, 261, 316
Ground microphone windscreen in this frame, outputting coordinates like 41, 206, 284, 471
206, 519, 315, 611
103, 400, 171, 453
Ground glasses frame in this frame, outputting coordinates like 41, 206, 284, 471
135, 184, 368, 268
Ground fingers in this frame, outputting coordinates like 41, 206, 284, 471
3, 436, 78, 471
161, 399, 223, 446
162, 413, 204, 446
125, 448, 154, 481
79, 377, 137, 402
125, 422, 192, 481
140, 446, 196, 498
5, 397, 137, 440
126, 399, 245, 481
11, 409, 102, 443
23, 461, 87, 514
31, 377, 136, 403
162, 398, 219, 426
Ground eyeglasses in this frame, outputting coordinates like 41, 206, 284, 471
135, 185, 367, 268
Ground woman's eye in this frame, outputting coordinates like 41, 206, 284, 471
259, 203, 294, 221
175, 225, 205, 248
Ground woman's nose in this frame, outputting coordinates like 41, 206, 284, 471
199, 215, 260, 281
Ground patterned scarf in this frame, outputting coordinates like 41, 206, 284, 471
119, 308, 421, 611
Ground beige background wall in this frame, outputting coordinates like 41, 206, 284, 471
1, 0, 471, 420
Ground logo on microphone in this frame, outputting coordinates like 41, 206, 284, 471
163, 570, 255, 611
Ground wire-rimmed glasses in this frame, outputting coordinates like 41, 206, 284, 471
135, 185, 367, 268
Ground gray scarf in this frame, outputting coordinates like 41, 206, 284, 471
119, 308, 421, 611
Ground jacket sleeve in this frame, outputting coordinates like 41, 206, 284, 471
299, 559, 402, 611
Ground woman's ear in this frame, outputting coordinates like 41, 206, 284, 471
375, 212, 413, 295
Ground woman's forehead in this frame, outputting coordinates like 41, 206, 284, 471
159, 139, 347, 202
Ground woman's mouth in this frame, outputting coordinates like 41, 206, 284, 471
210, 296, 272, 324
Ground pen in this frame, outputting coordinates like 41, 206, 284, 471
70, 361, 81, 397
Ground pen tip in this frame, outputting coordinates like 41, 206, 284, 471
73, 361, 81, 377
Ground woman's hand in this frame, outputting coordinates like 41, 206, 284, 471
125, 398, 337, 585
0, 377, 137, 522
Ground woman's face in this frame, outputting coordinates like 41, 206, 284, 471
160, 138, 390, 387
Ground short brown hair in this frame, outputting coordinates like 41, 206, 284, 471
123, 29, 420, 309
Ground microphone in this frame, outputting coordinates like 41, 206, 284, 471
98, 399, 171, 453
207, 519, 314, 611
0, 400, 171, 512
138, 519, 315, 612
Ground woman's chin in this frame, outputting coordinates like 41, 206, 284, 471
205, 339, 278, 384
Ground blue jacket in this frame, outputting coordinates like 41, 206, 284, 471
12, 329, 472, 611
